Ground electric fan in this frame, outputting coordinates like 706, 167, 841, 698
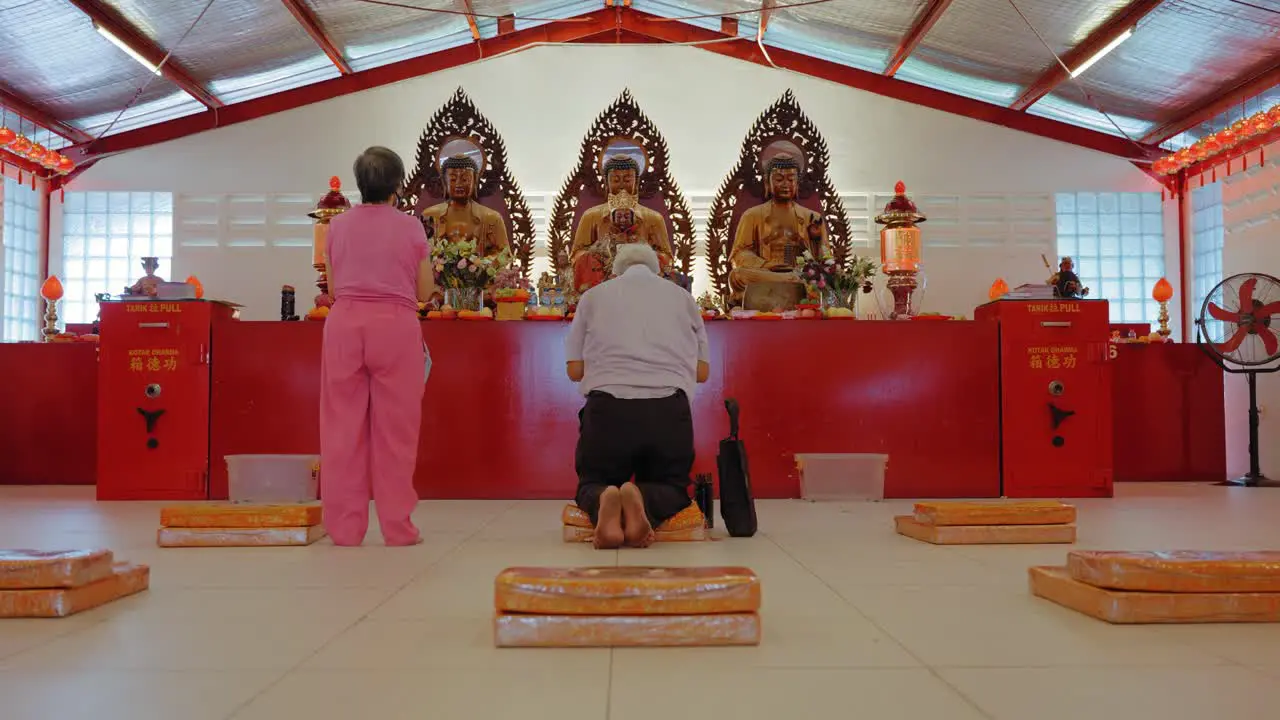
1195, 273, 1280, 487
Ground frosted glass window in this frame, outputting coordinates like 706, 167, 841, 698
1054, 192, 1165, 324
2, 177, 41, 342
1191, 182, 1224, 323
60, 191, 174, 324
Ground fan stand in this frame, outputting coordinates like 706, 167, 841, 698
1220, 371, 1279, 487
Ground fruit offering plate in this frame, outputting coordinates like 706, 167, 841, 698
912, 314, 952, 321
527, 315, 566, 322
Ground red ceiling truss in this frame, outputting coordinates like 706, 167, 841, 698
1010, 0, 1166, 113
63, 0, 222, 110
0, 2, 1271, 178
279, 0, 352, 75
884, 0, 954, 78
58, 7, 1166, 171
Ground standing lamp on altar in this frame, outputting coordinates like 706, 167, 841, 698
40, 276, 64, 342
307, 176, 351, 319
1152, 278, 1174, 340
876, 181, 925, 319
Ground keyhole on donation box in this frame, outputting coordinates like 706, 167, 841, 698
1048, 380, 1064, 397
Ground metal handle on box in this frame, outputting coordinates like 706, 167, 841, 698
138, 322, 170, 329
1040, 321, 1072, 328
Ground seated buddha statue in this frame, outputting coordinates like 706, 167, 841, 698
125, 256, 164, 297
569, 155, 673, 293
420, 154, 509, 257
728, 154, 830, 302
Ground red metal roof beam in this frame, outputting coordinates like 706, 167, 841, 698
884, 0, 953, 77
280, 0, 352, 75
460, 0, 481, 41
65, 0, 222, 109
1010, 0, 1163, 112
757, 0, 776, 42
1140, 60, 1280, 145
0, 86, 93, 145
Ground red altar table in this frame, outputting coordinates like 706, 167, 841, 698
0, 343, 97, 485
209, 320, 1003, 500
1112, 343, 1225, 482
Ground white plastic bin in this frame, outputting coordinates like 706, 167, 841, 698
795, 453, 888, 501
226, 454, 319, 503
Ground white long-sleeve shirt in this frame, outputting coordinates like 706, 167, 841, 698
565, 265, 710, 400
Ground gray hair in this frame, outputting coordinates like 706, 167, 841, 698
612, 242, 661, 277
353, 146, 405, 204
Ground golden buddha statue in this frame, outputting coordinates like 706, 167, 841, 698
569, 154, 673, 293
420, 154, 509, 256
728, 153, 830, 301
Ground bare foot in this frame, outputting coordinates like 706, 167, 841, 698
594, 487, 625, 549
620, 483, 655, 548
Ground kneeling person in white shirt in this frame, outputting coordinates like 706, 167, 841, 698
565, 243, 711, 549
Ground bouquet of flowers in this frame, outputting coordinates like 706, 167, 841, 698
798, 251, 878, 307
491, 265, 531, 303
432, 239, 512, 289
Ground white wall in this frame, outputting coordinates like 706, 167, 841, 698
1221, 138, 1280, 481
70, 44, 1158, 320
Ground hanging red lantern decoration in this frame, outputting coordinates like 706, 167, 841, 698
25, 142, 46, 162
1192, 142, 1210, 160
1174, 148, 1194, 167
1202, 135, 1222, 155
57, 155, 75, 174
1268, 105, 1280, 126
11, 135, 31, 154
0, 127, 15, 147
42, 149, 60, 169
1217, 128, 1237, 149
1252, 111, 1272, 135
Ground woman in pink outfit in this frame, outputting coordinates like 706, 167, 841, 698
321, 146, 437, 546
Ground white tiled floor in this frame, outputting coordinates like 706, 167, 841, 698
1, 483, 1278, 719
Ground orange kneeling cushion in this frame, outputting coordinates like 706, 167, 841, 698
0, 563, 150, 618
561, 502, 709, 542
1067, 550, 1280, 594
1029, 565, 1280, 624
0, 549, 115, 590
494, 612, 761, 647
896, 516, 1075, 544
160, 504, 322, 529
157, 526, 327, 548
494, 566, 761, 615
913, 500, 1076, 526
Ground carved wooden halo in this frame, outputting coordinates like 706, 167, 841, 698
436, 134, 488, 176
547, 89, 695, 280
400, 87, 536, 278
705, 89, 854, 300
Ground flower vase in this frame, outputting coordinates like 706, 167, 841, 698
824, 288, 856, 312
444, 288, 482, 312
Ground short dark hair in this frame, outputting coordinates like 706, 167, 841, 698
353, 146, 405, 204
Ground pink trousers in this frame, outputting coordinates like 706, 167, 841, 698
320, 300, 425, 546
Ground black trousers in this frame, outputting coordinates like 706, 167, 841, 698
574, 390, 694, 528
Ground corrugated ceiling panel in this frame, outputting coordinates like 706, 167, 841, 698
475, 0, 610, 35
910, 0, 1131, 96
305, 0, 473, 71
74, 91, 207, 139
0, 0, 187, 136
107, 0, 338, 105
1049, 0, 1280, 128
631, 0, 765, 35
1028, 87, 1156, 145
770, 0, 926, 73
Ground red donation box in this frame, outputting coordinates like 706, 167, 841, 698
975, 299, 1113, 498
97, 300, 236, 500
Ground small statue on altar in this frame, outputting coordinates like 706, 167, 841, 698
124, 257, 164, 297
570, 155, 673, 293
420, 154, 509, 257
1048, 256, 1090, 299
728, 153, 830, 302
